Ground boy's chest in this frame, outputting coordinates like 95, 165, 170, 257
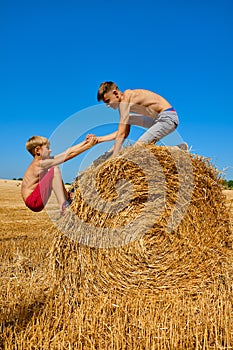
129, 104, 158, 119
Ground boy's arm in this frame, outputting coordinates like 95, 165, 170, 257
85, 101, 131, 155
87, 124, 129, 155
98, 131, 118, 142
40, 137, 97, 169
86, 131, 118, 143
112, 102, 131, 156
112, 124, 130, 156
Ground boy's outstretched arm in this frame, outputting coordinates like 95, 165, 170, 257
40, 136, 97, 169
86, 131, 118, 143
86, 124, 130, 156
98, 131, 118, 142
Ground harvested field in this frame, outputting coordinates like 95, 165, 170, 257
0, 145, 233, 349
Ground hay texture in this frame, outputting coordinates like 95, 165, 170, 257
51, 144, 232, 294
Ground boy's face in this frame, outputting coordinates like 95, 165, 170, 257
103, 90, 120, 110
41, 144, 52, 159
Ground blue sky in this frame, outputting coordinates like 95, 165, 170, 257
0, 0, 233, 183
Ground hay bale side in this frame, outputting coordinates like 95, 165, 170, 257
51, 144, 232, 294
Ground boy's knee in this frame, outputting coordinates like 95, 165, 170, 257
53, 166, 62, 176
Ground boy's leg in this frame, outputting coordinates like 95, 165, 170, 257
137, 111, 178, 144
25, 168, 54, 212
62, 181, 70, 201
52, 166, 69, 210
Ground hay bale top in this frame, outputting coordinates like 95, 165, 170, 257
52, 144, 232, 294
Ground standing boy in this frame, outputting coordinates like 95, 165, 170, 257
94, 81, 184, 156
21, 135, 97, 214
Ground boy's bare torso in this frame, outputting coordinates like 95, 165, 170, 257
122, 89, 172, 119
21, 160, 46, 200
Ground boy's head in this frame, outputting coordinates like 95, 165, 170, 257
26, 136, 50, 157
97, 81, 121, 109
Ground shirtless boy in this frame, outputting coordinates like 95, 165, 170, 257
94, 81, 182, 156
21, 135, 97, 214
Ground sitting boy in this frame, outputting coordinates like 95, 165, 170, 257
21, 135, 97, 214
93, 81, 186, 156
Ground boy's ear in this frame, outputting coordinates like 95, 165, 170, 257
35, 146, 41, 156
113, 90, 119, 97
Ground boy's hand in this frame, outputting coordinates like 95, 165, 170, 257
86, 133, 96, 140
86, 135, 98, 147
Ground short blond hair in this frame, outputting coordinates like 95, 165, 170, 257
26, 136, 49, 156
97, 81, 119, 101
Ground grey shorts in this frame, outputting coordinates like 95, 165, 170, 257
137, 110, 179, 144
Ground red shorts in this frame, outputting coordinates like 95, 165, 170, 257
25, 168, 54, 212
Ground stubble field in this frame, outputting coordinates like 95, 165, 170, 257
0, 179, 232, 349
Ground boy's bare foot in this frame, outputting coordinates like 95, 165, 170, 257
60, 201, 70, 216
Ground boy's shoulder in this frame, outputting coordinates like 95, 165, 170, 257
26, 158, 41, 172
123, 89, 137, 101
123, 89, 133, 95
123, 88, 150, 102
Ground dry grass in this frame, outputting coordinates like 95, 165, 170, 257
0, 144, 233, 349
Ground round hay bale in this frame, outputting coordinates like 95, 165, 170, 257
51, 144, 232, 294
